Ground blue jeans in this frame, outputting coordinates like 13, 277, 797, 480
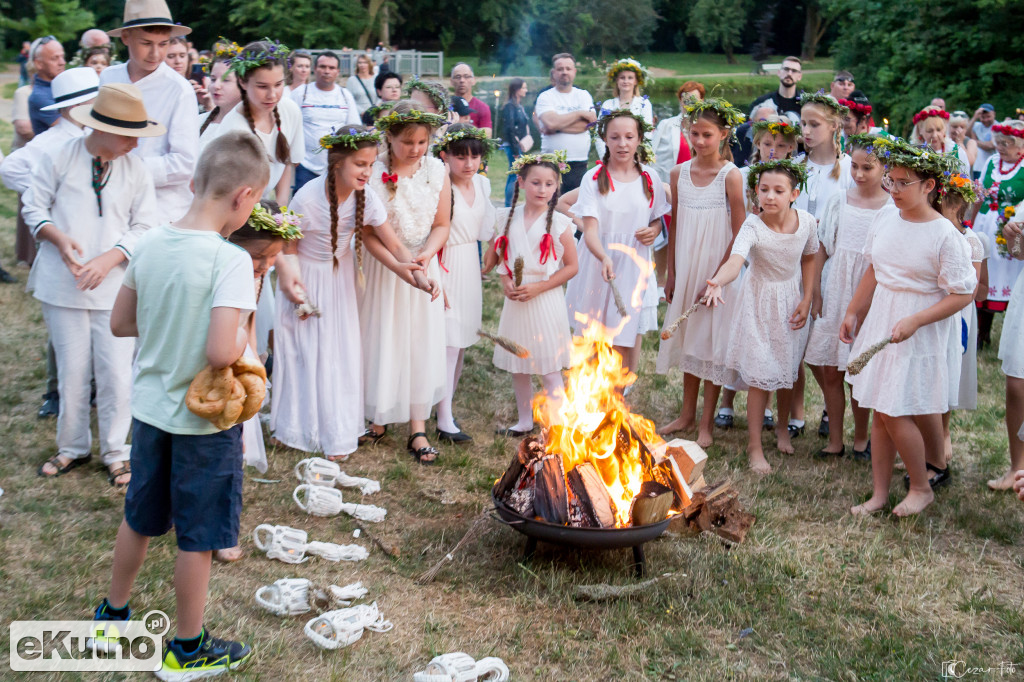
293, 164, 319, 195
504, 147, 519, 207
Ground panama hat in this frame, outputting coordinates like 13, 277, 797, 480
41, 67, 100, 111
107, 0, 191, 38
70, 83, 166, 137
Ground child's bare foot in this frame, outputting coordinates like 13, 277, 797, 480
748, 448, 771, 475
987, 471, 1017, 490
213, 546, 243, 562
696, 427, 713, 448
893, 488, 934, 517
776, 431, 794, 455
658, 416, 694, 435
850, 495, 887, 515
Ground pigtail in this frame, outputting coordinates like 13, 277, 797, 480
503, 182, 519, 242
634, 155, 652, 203
200, 106, 219, 137
545, 184, 560, 236
272, 105, 290, 164
597, 147, 611, 196
829, 127, 842, 180
385, 138, 397, 198
354, 189, 366, 286
719, 134, 734, 163
240, 86, 258, 137
327, 159, 340, 270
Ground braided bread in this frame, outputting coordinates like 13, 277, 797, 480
186, 356, 267, 430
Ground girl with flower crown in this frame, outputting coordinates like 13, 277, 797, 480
911, 106, 970, 172
272, 126, 431, 462
564, 110, 669, 376
656, 98, 746, 448
433, 124, 497, 443
594, 59, 654, 159
486, 151, 578, 436
361, 101, 450, 464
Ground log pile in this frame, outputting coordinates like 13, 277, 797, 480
674, 481, 756, 544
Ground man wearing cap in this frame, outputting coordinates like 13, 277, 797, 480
27, 35, 67, 135
969, 103, 997, 179
100, 0, 198, 220
22, 83, 161, 490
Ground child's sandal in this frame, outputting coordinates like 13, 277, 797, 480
406, 432, 437, 465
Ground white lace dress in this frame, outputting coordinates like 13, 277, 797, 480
565, 163, 670, 346
442, 174, 496, 348
271, 177, 387, 457
793, 154, 852, 220
951, 229, 986, 410
492, 206, 573, 375
360, 156, 447, 424
656, 161, 738, 384
723, 210, 819, 391
804, 191, 892, 370
847, 207, 977, 416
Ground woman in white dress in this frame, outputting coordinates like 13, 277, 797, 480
842, 143, 976, 517
595, 59, 654, 159
434, 125, 497, 443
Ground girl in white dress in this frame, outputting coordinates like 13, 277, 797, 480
805, 134, 891, 460
842, 143, 976, 517
486, 151, 579, 435
361, 103, 450, 463
595, 59, 654, 159
994, 217, 1024, 491
434, 125, 497, 443
702, 160, 818, 474
566, 110, 670, 374
656, 98, 746, 448
273, 127, 431, 461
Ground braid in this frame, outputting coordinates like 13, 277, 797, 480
635, 155, 652, 203
385, 138, 397, 198
545, 185, 559, 236
450, 186, 455, 221
354, 189, 366, 287
240, 86, 257, 136
327, 159, 340, 270
503, 182, 519, 241
200, 106, 219, 137
273, 105, 290, 164
597, 147, 611, 195
830, 127, 842, 181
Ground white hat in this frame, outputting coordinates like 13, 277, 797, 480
41, 67, 100, 111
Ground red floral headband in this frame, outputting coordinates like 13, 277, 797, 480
993, 123, 1024, 139
912, 108, 949, 125
839, 99, 872, 115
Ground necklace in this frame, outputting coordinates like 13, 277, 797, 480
998, 155, 1024, 176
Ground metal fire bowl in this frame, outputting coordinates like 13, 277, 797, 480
492, 489, 671, 549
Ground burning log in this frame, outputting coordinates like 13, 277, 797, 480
651, 457, 693, 510
566, 462, 617, 528
533, 455, 569, 525
629, 481, 674, 526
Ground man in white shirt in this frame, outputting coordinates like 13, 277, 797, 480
291, 50, 361, 193
100, 0, 198, 221
969, 103, 997, 179
534, 53, 595, 192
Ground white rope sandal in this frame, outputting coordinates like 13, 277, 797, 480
475, 657, 510, 682
306, 541, 369, 562
327, 581, 368, 606
293, 484, 345, 516
254, 578, 313, 617
335, 472, 381, 495
338, 501, 387, 523
412, 652, 479, 682
253, 524, 309, 564
304, 602, 393, 650
294, 457, 341, 487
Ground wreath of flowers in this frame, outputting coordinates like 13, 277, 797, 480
992, 123, 1024, 139
594, 107, 654, 138
838, 98, 872, 115
846, 132, 898, 158
798, 90, 849, 118
319, 127, 381, 152
227, 39, 292, 79
508, 149, 570, 176
751, 118, 802, 138
941, 172, 979, 204
432, 125, 499, 157
685, 97, 745, 130
405, 75, 450, 114
747, 158, 809, 193
374, 108, 448, 133
364, 100, 397, 122
214, 38, 242, 61
912, 107, 950, 125
248, 203, 303, 241
606, 58, 651, 90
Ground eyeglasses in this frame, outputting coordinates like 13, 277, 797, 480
881, 174, 924, 191
833, 77, 853, 83
780, 66, 801, 74
31, 35, 57, 60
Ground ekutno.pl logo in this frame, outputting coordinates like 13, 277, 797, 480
9, 610, 169, 672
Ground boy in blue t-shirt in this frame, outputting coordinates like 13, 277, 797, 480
91, 129, 270, 679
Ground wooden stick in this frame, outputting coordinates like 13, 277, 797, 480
846, 336, 893, 376
477, 329, 530, 358
660, 297, 708, 340
416, 512, 490, 584
609, 279, 629, 318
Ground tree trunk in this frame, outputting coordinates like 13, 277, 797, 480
381, 4, 390, 47
801, 2, 820, 61
358, 0, 387, 49
724, 44, 735, 64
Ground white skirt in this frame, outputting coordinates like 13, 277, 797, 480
999, 268, 1024, 379
804, 248, 869, 370
241, 344, 267, 472
493, 275, 572, 375
440, 241, 483, 349
951, 303, 978, 410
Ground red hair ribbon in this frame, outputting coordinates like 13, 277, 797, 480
594, 161, 614, 191
382, 172, 398, 184
436, 248, 448, 273
494, 236, 512, 276
538, 233, 557, 264
640, 170, 654, 208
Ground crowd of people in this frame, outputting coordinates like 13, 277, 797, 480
2, 1, 1024, 678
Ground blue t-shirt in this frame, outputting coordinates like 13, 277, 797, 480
27, 75, 58, 135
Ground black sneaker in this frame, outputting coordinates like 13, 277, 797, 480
38, 391, 59, 419
817, 410, 829, 438
157, 629, 252, 681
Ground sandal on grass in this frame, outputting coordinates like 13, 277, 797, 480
357, 425, 387, 446
38, 454, 91, 478
107, 462, 131, 490
903, 462, 949, 491
406, 432, 437, 465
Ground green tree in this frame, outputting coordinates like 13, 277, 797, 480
225, 0, 367, 48
687, 0, 748, 63
583, 0, 660, 57
0, 0, 94, 42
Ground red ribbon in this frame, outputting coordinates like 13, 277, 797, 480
382, 172, 398, 184
494, 236, 512, 276
594, 161, 614, 191
640, 170, 654, 208
437, 248, 448, 273
538, 233, 557, 265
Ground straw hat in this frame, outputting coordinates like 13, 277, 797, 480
107, 0, 191, 38
41, 67, 100, 111
70, 83, 167, 137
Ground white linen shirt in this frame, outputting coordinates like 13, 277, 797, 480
535, 86, 595, 162
1, 117, 85, 194
22, 136, 159, 309
100, 62, 199, 220
290, 83, 360, 175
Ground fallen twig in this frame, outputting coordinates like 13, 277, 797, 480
416, 512, 490, 584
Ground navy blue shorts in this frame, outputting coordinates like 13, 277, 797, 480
125, 419, 243, 552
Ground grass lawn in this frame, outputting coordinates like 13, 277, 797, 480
1, 121, 1022, 681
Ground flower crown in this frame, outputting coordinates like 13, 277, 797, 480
912, 107, 949, 125
992, 123, 1024, 139
227, 39, 291, 79
798, 90, 849, 118
214, 38, 242, 61
595, 108, 654, 138
405, 76, 450, 114
751, 118, 802, 138
319, 126, 381, 151
248, 203, 303, 241
846, 132, 898, 158
880, 136, 961, 178
941, 172, 979, 204
606, 58, 650, 89
838, 98, 872, 115
432, 125, 499, 157
747, 159, 809, 192
364, 100, 397, 121
685, 97, 745, 129
508, 150, 569, 176
374, 108, 447, 133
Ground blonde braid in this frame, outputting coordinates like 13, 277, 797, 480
354, 189, 366, 287
503, 182, 519, 241
830, 126, 842, 180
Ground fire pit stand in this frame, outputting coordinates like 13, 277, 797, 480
492, 493, 670, 578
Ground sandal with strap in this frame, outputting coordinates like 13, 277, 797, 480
903, 462, 950, 490
406, 432, 437, 465
38, 454, 91, 478
107, 462, 131, 490
357, 425, 387, 446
